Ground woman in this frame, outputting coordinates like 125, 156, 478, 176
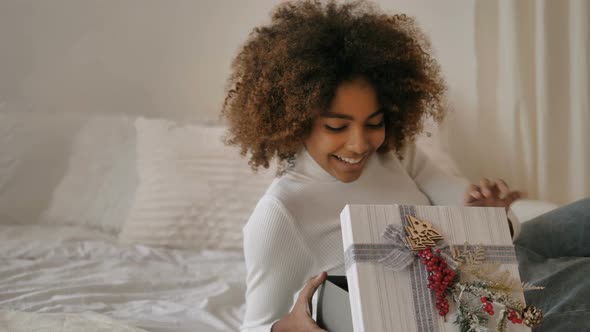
221, 1, 588, 331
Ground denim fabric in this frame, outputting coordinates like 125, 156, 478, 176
515, 197, 590, 332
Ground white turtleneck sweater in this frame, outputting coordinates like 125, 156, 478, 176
240, 145, 521, 332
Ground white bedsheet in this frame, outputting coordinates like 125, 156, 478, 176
0, 224, 246, 332
0, 309, 149, 332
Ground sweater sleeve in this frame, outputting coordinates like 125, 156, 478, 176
241, 196, 314, 332
401, 144, 470, 206
401, 144, 522, 240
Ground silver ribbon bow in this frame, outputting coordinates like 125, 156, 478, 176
378, 224, 456, 271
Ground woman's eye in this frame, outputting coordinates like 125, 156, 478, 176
324, 125, 347, 132
366, 121, 384, 129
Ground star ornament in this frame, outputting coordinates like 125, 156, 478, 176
404, 215, 443, 250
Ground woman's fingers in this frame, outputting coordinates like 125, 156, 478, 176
295, 272, 327, 316
300, 272, 327, 302
475, 178, 506, 200
479, 178, 493, 198
466, 180, 496, 204
272, 273, 329, 332
465, 179, 525, 210
481, 178, 504, 199
465, 184, 482, 203
466, 179, 515, 203
495, 179, 510, 199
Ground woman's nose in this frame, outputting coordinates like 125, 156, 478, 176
346, 128, 370, 154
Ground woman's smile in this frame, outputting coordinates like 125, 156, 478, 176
304, 77, 385, 183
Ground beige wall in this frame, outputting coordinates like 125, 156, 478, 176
0, 0, 476, 124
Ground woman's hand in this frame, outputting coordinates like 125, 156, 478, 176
271, 272, 328, 332
464, 178, 524, 211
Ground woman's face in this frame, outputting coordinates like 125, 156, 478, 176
304, 78, 385, 183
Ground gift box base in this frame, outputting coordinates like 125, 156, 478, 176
317, 275, 353, 332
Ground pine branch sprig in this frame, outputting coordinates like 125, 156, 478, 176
453, 300, 489, 332
458, 281, 526, 311
521, 282, 545, 291
452, 243, 486, 266
497, 309, 509, 332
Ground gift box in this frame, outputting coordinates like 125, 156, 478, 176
317, 275, 353, 332
338, 204, 533, 332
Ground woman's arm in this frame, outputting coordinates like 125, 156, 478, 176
400, 144, 523, 239
241, 196, 318, 332
400, 144, 469, 206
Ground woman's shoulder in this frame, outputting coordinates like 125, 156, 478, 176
244, 175, 313, 233
263, 172, 315, 208
245, 191, 295, 232
250, 192, 290, 217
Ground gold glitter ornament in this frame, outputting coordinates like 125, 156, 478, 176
522, 304, 543, 327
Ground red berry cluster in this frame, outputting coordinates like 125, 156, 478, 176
507, 310, 523, 324
417, 247, 456, 317
480, 297, 494, 315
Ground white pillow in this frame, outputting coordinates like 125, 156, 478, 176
0, 109, 85, 224
119, 118, 275, 250
39, 115, 137, 233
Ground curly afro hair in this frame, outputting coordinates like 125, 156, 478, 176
221, 0, 447, 171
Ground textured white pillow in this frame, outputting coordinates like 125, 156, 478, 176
39, 115, 137, 233
119, 118, 276, 250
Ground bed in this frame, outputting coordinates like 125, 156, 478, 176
0, 109, 557, 331
0, 224, 246, 332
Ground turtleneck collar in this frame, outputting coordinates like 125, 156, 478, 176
287, 148, 340, 182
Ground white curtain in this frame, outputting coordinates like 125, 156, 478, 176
446, 0, 589, 205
